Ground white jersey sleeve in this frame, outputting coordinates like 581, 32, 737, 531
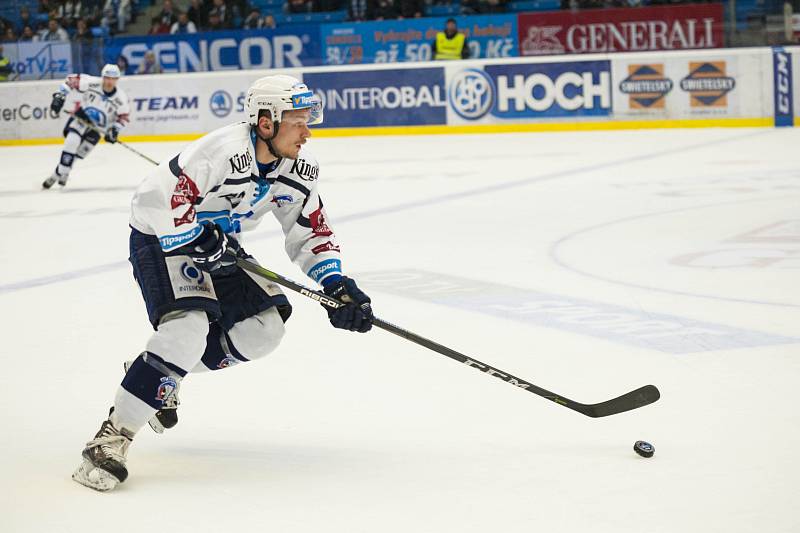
130, 130, 234, 251
263, 153, 343, 285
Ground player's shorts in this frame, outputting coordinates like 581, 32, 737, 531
63, 116, 101, 145
129, 228, 292, 330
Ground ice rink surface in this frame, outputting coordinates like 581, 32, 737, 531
1, 127, 799, 532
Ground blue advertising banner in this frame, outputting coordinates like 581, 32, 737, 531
772, 47, 793, 127
448, 60, 612, 121
303, 68, 447, 127
104, 27, 321, 73
321, 15, 517, 65
4, 41, 73, 81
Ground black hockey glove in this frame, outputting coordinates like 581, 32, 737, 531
104, 126, 119, 144
178, 222, 241, 274
50, 92, 66, 114
322, 277, 373, 333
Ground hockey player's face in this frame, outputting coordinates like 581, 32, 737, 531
102, 77, 118, 93
273, 109, 312, 159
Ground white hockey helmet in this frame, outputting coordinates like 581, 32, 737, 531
245, 75, 323, 127
101, 64, 121, 78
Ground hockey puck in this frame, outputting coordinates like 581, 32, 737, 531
633, 440, 655, 458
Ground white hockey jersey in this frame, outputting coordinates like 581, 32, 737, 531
59, 74, 130, 133
130, 122, 343, 285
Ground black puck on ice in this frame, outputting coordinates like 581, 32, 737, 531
633, 440, 655, 458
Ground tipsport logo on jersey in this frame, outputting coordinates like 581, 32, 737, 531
447, 61, 612, 122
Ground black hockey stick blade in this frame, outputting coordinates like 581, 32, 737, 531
573, 384, 661, 418
236, 258, 661, 418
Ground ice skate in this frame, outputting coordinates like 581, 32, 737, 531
72, 413, 133, 492
41, 174, 57, 189
57, 172, 69, 187
124, 359, 180, 434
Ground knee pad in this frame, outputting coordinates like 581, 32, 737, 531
226, 307, 286, 362
146, 309, 209, 374
59, 152, 76, 168
76, 139, 97, 159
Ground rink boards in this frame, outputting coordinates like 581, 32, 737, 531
0, 46, 797, 144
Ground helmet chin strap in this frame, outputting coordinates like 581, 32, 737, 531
254, 121, 284, 159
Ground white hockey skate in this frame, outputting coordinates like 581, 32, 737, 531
41, 174, 57, 189
72, 414, 133, 492
124, 359, 180, 434
42, 172, 68, 189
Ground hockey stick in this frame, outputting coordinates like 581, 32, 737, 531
236, 258, 661, 418
68, 113, 159, 165
114, 140, 159, 166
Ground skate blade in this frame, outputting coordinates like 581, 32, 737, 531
72, 460, 122, 492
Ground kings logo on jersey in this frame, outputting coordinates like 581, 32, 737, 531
290, 158, 318, 181
619, 64, 673, 109
680, 62, 735, 107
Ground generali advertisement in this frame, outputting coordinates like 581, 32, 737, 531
518, 4, 725, 56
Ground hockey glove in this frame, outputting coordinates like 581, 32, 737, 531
178, 222, 241, 274
322, 277, 373, 333
104, 126, 119, 144
50, 92, 66, 114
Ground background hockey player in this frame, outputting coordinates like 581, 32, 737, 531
72, 75, 374, 492
43, 63, 130, 189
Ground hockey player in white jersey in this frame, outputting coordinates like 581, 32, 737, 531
72, 75, 374, 491
42, 63, 130, 189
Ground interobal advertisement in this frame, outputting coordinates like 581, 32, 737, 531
321, 15, 517, 65
518, 4, 724, 56
611, 48, 769, 120
302, 68, 447, 127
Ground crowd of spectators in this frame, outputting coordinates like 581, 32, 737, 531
0, 0, 716, 49
0, 0, 721, 79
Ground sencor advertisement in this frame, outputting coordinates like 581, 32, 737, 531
302, 68, 447, 127
103, 28, 321, 74
321, 15, 517, 65
518, 4, 724, 56
446, 60, 611, 124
